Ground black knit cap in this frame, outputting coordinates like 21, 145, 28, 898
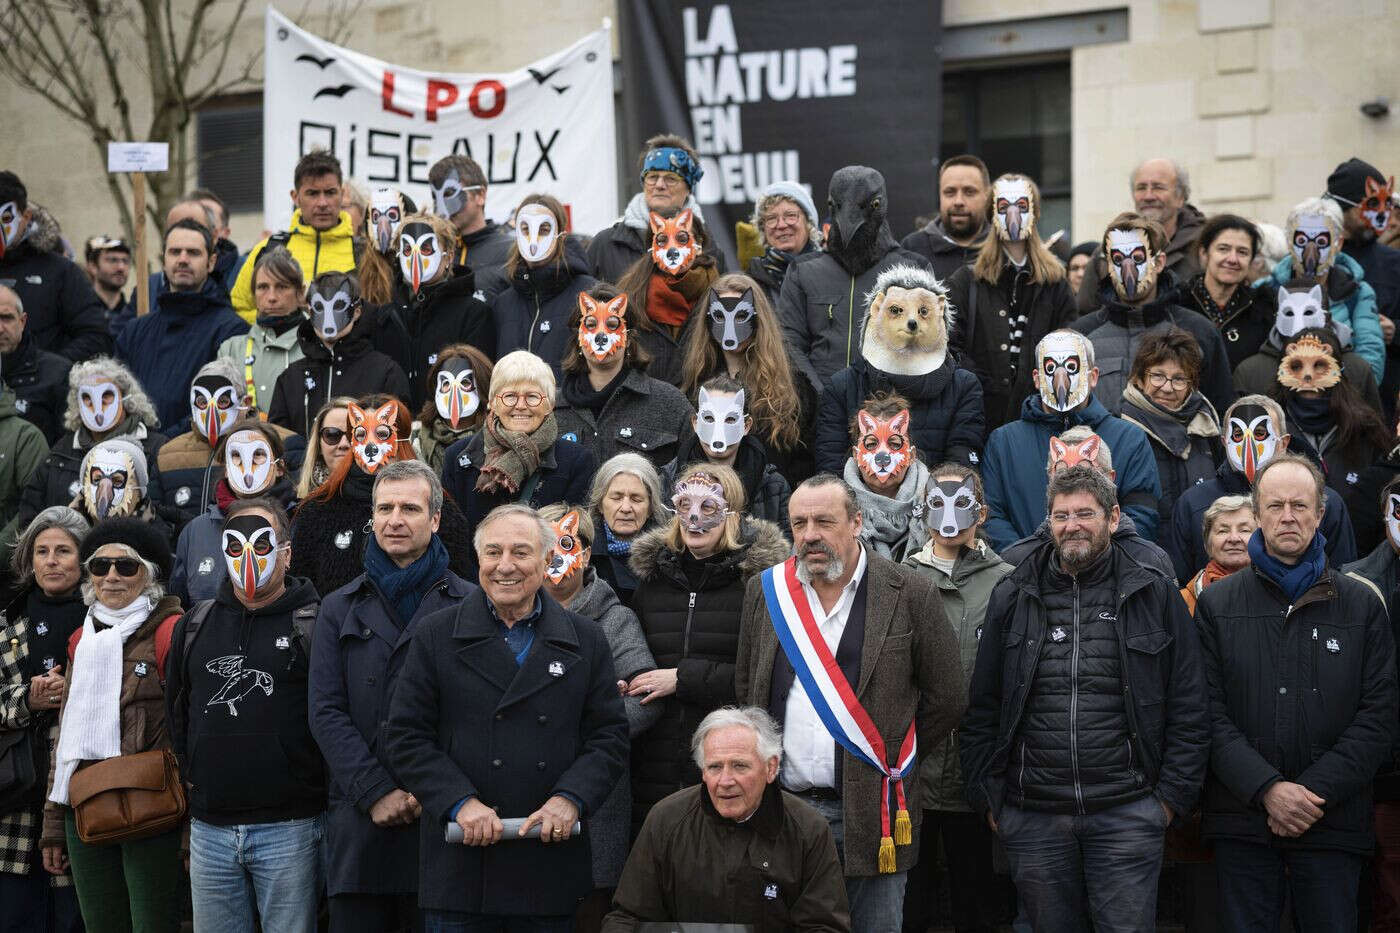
1326, 157, 1386, 206
79, 518, 173, 582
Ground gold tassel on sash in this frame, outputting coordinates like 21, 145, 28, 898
894, 808, 912, 846
878, 835, 897, 873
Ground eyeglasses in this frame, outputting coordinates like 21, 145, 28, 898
1050, 509, 1103, 525
319, 426, 347, 445
763, 211, 805, 229
643, 172, 684, 190
1145, 371, 1191, 390
496, 391, 546, 408
85, 556, 143, 577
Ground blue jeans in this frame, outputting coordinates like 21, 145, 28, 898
189, 815, 324, 933
804, 796, 907, 933
1214, 839, 1365, 932
420, 913, 571, 932
998, 793, 1167, 933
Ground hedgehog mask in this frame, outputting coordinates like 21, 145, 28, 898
861, 264, 952, 377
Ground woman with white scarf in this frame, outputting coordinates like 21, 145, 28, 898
39, 518, 184, 933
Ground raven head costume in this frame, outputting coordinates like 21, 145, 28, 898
825, 165, 899, 276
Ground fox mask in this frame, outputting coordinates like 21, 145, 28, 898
577, 293, 628, 362
348, 401, 399, 474
1048, 434, 1101, 474
650, 209, 697, 275
854, 409, 913, 485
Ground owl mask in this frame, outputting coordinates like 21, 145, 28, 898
223, 513, 281, 600
1225, 403, 1281, 483
190, 374, 243, 448
992, 177, 1035, 242
225, 429, 276, 496
545, 510, 585, 584
1037, 331, 1092, 412
434, 358, 480, 429
854, 409, 913, 485
707, 288, 756, 351
515, 203, 559, 263
1277, 334, 1341, 393
1105, 228, 1158, 301
577, 292, 628, 363
77, 381, 123, 434
399, 221, 445, 295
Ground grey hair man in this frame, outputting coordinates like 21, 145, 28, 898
1075, 156, 1205, 310
735, 473, 964, 933
604, 706, 852, 930
962, 464, 1208, 933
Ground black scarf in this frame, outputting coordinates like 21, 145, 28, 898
256, 311, 303, 336
1185, 272, 1254, 328
563, 368, 627, 417
341, 463, 377, 504
1285, 392, 1334, 435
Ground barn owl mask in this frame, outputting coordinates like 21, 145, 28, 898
399, 221, 445, 295
1105, 229, 1157, 301
1037, 331, 1091, 412
992, 178, 1035, 242
78, 381, 123, 434
514, 204, 558, 263
224, 429, 276, 496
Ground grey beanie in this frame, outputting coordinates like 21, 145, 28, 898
752, 181, 821, 235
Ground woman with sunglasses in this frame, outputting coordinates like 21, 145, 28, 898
0, 507, 90, 932
621, 463, 788, 832
296, 396, 357, 499
1119, 329, 1223, 528
441, 351, 596, 560
40, 518, 184, 933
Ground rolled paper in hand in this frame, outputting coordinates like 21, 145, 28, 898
444, 818, 582, 843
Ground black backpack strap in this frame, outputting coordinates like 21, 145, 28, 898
169, 599, 217, 763
292, 602, 320, 655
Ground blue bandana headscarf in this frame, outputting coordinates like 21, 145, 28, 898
641, 147, 704, 190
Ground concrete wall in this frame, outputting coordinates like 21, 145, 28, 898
2, 0, 1396, 271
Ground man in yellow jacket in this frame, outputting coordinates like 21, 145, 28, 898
230, 150, 359, 323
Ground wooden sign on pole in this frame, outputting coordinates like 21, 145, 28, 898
107, 143, 169, 318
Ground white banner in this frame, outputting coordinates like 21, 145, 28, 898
262, 9, 617, 234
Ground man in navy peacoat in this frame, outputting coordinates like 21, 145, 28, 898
384, 503, 629, 927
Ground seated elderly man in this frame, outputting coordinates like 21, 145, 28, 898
603, 706, 850, 933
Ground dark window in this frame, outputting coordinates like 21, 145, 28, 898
941, 61, 1071, 239
196, 96, 263, 214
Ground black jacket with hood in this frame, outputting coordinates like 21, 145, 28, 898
1196, 561, 1397, 855
1179, 272, 1277, 372
1070, 273, 1234, 419
626, 518, 791, 828
165, 576, 326, 825
961, 537, 1209, 821
267, 319, 411, 438
945, 261, 1079, 430
899, 216, 990, 283
0, 212, 113, 362
377, 269, 496, 411
1341, 443, 1400, 557
491, 238, 598, 376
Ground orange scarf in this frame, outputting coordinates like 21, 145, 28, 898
1180, 560, 1235, 614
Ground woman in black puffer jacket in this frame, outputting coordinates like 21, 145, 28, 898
490, 194, 598, 376
623, 462, 789, 832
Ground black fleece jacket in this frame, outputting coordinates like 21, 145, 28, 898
165, 576, 326, 825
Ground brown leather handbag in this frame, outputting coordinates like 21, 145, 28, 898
67, 749, 187, 845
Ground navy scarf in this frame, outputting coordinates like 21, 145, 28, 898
1248, 527, 1327, 602
364, 533, 449, 626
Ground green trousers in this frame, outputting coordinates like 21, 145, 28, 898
64, 812, 182, 933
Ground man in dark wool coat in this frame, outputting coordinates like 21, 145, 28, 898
385, 502, 629, 930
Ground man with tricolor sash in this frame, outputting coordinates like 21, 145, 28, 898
961, 464, 1208, 933
735, 474, 965, 933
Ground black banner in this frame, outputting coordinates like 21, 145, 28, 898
619, 0, 943, 266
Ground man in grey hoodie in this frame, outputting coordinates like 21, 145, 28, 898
900, 155, 992, 282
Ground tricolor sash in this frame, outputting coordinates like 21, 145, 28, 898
760, 556, 917, 873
